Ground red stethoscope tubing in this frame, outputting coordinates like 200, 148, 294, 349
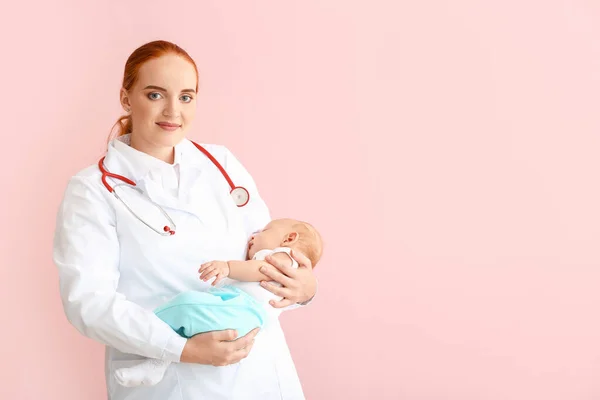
98, 158, 136, 192
98, 140, 250, 235
190, 141, 236, 191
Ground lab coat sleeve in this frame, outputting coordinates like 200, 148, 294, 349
222, 147, 317, 310
53, 176, 187, 362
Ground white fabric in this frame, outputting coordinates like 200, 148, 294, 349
53, 134, 306, 399
112, 135, 182, 198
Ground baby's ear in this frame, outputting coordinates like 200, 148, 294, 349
282, 232, 299, 245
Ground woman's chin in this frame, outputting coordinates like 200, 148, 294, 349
152, 130, 185, 146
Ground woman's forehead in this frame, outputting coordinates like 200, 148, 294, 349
136, 55, 197, 90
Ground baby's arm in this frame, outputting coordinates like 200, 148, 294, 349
229, 252, 293, 281
200, 253, 294, 285
226, 260, 269, 282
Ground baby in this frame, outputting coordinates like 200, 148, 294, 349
115, 218, 323, 387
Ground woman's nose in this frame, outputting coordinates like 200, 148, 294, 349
163, 100, 180, 117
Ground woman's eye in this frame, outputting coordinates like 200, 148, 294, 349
148, 92, 162, 100
181, 95, 193, 103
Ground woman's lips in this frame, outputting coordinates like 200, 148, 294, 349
156, 122, 181, 131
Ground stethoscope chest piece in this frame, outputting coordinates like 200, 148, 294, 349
231, 186, 250, 207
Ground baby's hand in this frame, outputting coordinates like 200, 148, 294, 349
199, 261, 230, 286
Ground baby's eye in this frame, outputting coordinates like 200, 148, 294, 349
181, 95, 193, 103
148, 92, 162, 100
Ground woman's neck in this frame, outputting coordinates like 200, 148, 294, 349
130, 134, 175, 164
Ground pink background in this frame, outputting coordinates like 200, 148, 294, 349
2, 1, 600, 399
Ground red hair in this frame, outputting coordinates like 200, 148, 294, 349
108, 40, 199, 141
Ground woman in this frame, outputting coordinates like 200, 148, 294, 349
53, 40, 317, 400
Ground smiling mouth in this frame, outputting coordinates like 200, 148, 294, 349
156, 122, 181, 131
156, 122, 181, 127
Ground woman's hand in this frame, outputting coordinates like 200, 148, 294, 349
180, 328, 259, 366
259, 249, 317, 308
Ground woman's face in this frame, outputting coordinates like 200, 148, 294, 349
121, 54, 197, 150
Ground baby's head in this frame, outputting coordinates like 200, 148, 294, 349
247, 218, 323, 268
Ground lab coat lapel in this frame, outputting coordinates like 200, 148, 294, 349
131, 140, 234, 229
178, 166, 220, 224
136, 178, 181, 212
177, 143, 229, 225
104, 136, 221, 224
180, 163, 236, 231
139, 167, 221, 228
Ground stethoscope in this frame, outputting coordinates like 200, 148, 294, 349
98, 141, 249, 236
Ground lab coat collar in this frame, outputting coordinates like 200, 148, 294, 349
103, 134, 214, 221
107, 133, 185, 181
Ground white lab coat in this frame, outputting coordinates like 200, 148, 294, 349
53, 135, 306, 399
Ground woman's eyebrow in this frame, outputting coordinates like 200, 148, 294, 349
143, 85, 196, 93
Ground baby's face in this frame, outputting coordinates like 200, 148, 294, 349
247, 219, 295, 259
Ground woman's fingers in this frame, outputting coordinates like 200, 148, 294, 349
225, 340, 255, 364
290, 249, 313, 270
232, 328, 259, 349
185, 329, 261, 366
258, 250, 317, 306
221, 328, 259, 364
261, 262, 296, 288
260, 281, 291, 298
230, 343, 252, 364
210, 329, 238, 341
265, 255, 298, 278
260, 267, 295, 289
269, 298, 295, 309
